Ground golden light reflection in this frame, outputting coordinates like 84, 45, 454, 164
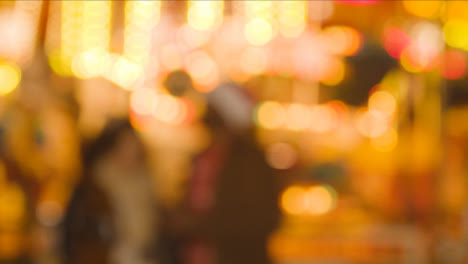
0, 61, 21, 95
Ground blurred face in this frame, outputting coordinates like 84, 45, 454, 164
111, 130, 145, 170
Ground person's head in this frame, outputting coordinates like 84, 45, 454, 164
82, 119, 146, 173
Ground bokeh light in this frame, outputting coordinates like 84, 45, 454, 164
0, 61, 21, 95
309, 105, 338, 133
266, 142, 298, 170
438, 50, 467, 80
306, 185, 337, 215
256, 101, 286, 130
280, 186, 308, 215
368, 90, 397, 118
383, 27, 411, 59
245, 18, 274, 46
443, 19, 468, 50
187, 1, 223, 31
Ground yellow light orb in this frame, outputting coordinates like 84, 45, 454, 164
130, 88, 159, 116
443, 19, 468, 50
280, 186, 308, 215
403, 0, 443, 19
187, 2, 218, 31
256, 101, 286, 129
245, 18, 273, 46
0, 62, 21, 95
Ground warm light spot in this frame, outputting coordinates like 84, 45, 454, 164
110, 57, 143, 91
306, 185, 337, 215
309, 105, 338, 133
320, 58, 346, 86
277, 1, 307, 38
308, 1, 334, 22
355, 109, 389, 138
152, 94, 181, 124
0, 61, 21, 95
370, 127, 398, 152
130, 88, 159, 116
245, 18, 273, 46
266, 142, 297, 170
285, 103, 311, 131
383, 27, 411, 59
185, 51, 219, 93
444, 19, 468, 50
403, 0, 443, 19
323, 26, 362, 56
240, 47, 268, 75
438, 50, 467, 80
256, 101, 286, 129
280, 186, 308, 215
177, 24, 212, 50
187, 1, 223, 31
160, 44, 182, 71
368, 91, 397, 118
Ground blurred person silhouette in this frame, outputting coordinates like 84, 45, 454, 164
163, 71, 280, 264
62, 120, 159, 264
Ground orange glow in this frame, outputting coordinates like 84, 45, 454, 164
286, 103, 312, 131
280, 185, 337, 216
368, 91, 397, 118
370, 127, 398, 152
323, 26, 362, 56
403, 0, 443, 19
280, 186, 308, 215
266, 142, 297, 170
306, 185, 337, 215
438, 50, 467, 80
320, 58, 346, 86
256, 101, 286, 129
